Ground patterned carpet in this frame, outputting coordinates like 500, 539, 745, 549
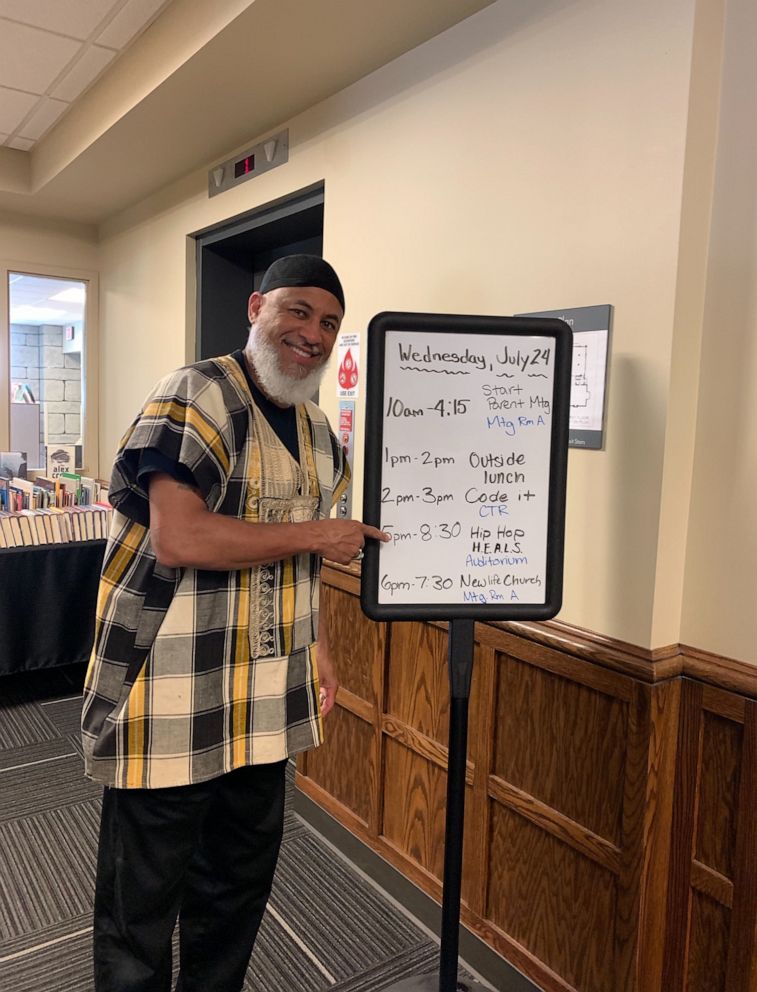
0, 665, 459, 992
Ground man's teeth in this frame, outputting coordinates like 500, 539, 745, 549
287, 342, 317, 358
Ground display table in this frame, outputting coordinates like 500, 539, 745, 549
0, 541, 105, 675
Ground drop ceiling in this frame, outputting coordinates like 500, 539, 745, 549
8, 272, 86, 325
0, 0, 495, 226
0, 0, 173, 151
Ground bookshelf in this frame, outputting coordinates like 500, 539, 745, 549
0, 505, 112, 546
0, 467, 112, 547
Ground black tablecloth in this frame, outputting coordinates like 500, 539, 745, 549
0, 541, 105, 675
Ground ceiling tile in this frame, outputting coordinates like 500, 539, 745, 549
52, 45, 116, 102
96, 0, 168, 50
0, 87, 38, 133
0, 1, 120, 42
9, 274, 87, 326
0, 20, 80, 94
7, 135, 34, 151
18, 97, 69, 141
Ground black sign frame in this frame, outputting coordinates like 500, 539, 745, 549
360, 311, 572, 622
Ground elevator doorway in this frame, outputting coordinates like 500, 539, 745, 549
194, 183, 324, 360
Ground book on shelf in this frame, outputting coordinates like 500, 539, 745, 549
20, 510, 47, 545
46, 511, 63, 543
36, 510, 54, 545
11, 476, 35, 508
34, 514, 49, 544
9, 515, 22, 546
15, 513, 34, 545
46, 444, 76, 479
49, 507, 72, 543
0, 513, 19, 547
57, 472, 81, 504
0, 502, 113, 548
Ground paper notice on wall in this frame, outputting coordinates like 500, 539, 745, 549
338, 400, 355, 469
337, 333, 359, 398
569, 329, 608, 432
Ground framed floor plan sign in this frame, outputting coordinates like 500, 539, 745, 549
518, 304, 612, 449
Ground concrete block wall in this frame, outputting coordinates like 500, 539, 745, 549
10, 323, 82, 467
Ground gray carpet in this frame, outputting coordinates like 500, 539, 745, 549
0, 666, 442, 991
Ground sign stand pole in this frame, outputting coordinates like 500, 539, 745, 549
364, 311, 572, 991
386, 618, 488, 992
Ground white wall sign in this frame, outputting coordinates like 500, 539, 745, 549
337, 332, 360, 398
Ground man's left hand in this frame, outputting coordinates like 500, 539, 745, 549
316, 640, 339, 717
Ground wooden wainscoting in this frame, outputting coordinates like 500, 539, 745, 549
663, 684, 757, 992
297, 564, 757, 992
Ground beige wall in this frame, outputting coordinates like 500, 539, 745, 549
650, 0, 726, 648
681, 0, 757, 663
0, 211, 97, 271
98, 0, 701, 650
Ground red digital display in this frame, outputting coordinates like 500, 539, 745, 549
234, 155, 255, 179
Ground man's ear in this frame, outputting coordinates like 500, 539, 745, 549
247, 291, 264, 323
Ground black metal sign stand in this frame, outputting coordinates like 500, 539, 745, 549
363, 312, 573, 991
386, 619, 488, 992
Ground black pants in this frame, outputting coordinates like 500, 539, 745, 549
93, 761, 288, 992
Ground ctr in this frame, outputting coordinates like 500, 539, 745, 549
478, 505, 510, 518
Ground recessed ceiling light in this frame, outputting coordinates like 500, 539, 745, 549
49, 287, 86, 303
11, 305, 69, 323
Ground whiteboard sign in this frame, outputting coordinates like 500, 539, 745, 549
361, 312, 572, 621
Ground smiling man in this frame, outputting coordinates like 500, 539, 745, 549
82, 255, 388, 992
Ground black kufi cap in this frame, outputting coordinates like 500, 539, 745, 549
259, 254, 345, 312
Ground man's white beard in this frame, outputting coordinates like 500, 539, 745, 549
246, 324, 328, 407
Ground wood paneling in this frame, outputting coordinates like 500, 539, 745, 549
724, 701, 757, 992
321, 581, 381, 703
387, 622, 451, 746
662, 679, 704, 992
686, 892, 730, 992
488, 774, 622, 874
493, 654, 628, 845
382, 736, 445, 877
382, 737, 477, 906
619, 680, 680, 992
488, 804, 617, 992
690, 861, 733, 908
695, 712, 742, 878
305, 705, 374, 824
663, 683, 755, 992
381, 716, 474, 784
299, 564, 757, 992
